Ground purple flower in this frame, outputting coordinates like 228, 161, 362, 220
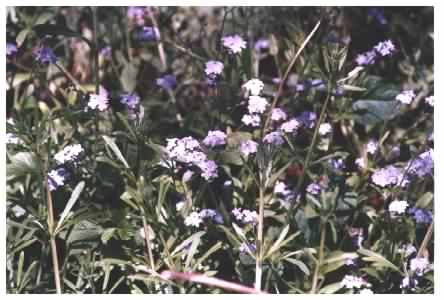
239, 242, 256, 254
33, 46, 57, 64
355, 50, 377, 66
409, 207, 433, 224
197, 160, 218, 181
408, 149, 433, 177
263, 131, 284, 145
371, 165, 409, 187
182, 170, 194, 182
232, 208, 257, 224
401, 276, 418, 290
127, 6, 147, 26
240, 140, 258, 156
254, 38, 269, 53
205, 60, 224, 77
100, 46, 112, 59
120, 93, 140, 109
396, 90, 416, 104
271, 108, 287, 122
280, 118, 300, 133
203, 130, 226, 148
329, 158, 345, 171
156, 74, 177, 90
247, 96, 268, 114
199, 208, 223, 224
297, 111, 317, 128
410, 257, 430, 276
6, 43, 18, 57
138, 26, 159, 42
368, 8, 387, 25
306, 182, 321, 195
241, 114, 261, 127
221, 34, 247, 54
165, 137, 203, 164
48, 168, 68, 191
374, 39, 396, 56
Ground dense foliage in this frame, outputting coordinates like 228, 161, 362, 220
6, 6, 434, 294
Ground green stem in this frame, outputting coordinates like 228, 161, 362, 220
310, 220, 326, 294
289, 82, 332, 214
142, 212, 156, 272
255, 182, 265, 291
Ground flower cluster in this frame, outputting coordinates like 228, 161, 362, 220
33, 46, 57, 64
371, 165, 408, 188
203, 130, 226, 148
408, 149, 433, 177
48, 167, 68, 191
165, 136, 218, 181
138, 26, 160, 42
184, 208, 223, 227
340, 275, 372, 290
242, 79, 268, 127
127, 6, 147, 26
232, 208, 258, 224
388, 199, 409, 215
204, 60, 224, 85
221, 34, 247, 54
425, 95, 434, 107
6, 43, 18, 57
409, 207, 433, 224
88, 86, 110, 112
355, 39, 396, 66
239, 242, 256, 254
396, 90, 416, 105
240, 140, 258, 156
54, 144, 84, 165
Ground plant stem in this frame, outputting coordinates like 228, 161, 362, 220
255, 183, 265, 291
46, 181, 62, 294
142, 213, 156, 272
147, 8, 167, 71
261, 19, 321, 135
310, 220, 326, 294
417, 220, 434, 258
289, 83, 332, 214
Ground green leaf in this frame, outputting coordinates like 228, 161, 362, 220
416, 192, 433, 209
171, 231, 205, 256
16, 29, 30, 47
265, 225, 289, 259
7, 152, 39, 180
102, 135, 130, 168
219, 150, 243, 166
56, 181, 85, 231
101, 228, 117, 245
284, 258, 310, 276
319, 282, 343, 294
352, 100, 400, 126
17, 251, 25, 288
358, 248, 401, 274
193, 241, 222, 271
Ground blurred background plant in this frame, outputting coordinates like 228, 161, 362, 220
6, 6, 433, 294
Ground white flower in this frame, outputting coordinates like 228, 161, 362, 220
242, 114, 261, 127
176, 200, 186, 211
280, 118, 300, 133
388, 200, 408, 215
396, 90, 416, 105
274, 181, 291, 196
340, 275, 370, 289
243, 79, 264, 96
425, 95, 434, 107
398, 244, 417, 257
366, 140, 378, 154
359, 288, 374, 294
6, 133, 23, 145
410, 257, 430, 275
247, 95, 268, 114
88, 87, 109, 111
355, 157, 365, 169
319, 123, 332, 135
184, 211, 204, 227
54, 144, 84, 165
221, 35, 247, 54
182, 170, 194, 182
